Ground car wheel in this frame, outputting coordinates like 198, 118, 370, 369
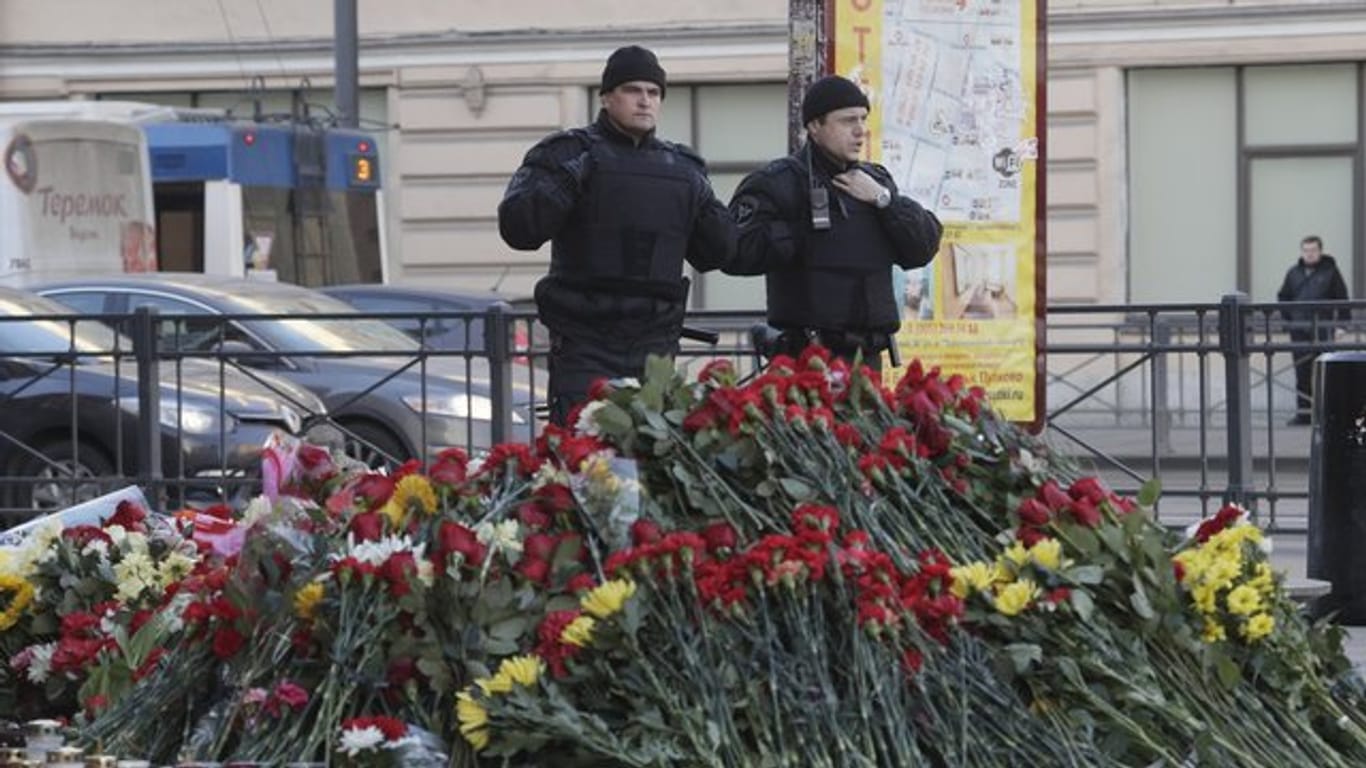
341, 422, 410, 470
12, 439, 116, 512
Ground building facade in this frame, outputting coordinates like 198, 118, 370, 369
2, 0, 1364, 307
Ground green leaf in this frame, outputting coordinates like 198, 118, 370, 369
489, 616, 528, 643
596, 402, 635, 436
1068, 565, 1105, 585
778, 477, 814, 501
1137, 477, 1162, 507
1129, 580, 1155, 620
1215, 652, 1242, 689
1069, 589, 1095, 622
1005, 642, 1042, 673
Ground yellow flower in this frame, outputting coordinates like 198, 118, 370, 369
293, 581, 325, 621
379, 499, 405, 531
950, 562, 996, 599
1028, 538, 1063, 571
498, 655, 544, 688
581, 579, 636, 619
1248, 563, 1275, 595
394, 474, 438, 516
993, 579, 1039, 617
1241, 613, 1275, 642
0, 575, 35, 632
455, 691, 490, 751
1190, 583, 1219, 614
476, 672, 513, 695
1225, 584, 1262, 616
1201, 617, 1227, 644
1000, 541, 1030, 569
560, 615, 597, 648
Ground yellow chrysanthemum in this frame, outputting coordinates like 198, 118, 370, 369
1205, 557, 1242, 591
293, 581, 325, 621
950, 562, 996, 599
1201, 618, 1227, 644
0, 575, 35, 631
993, 579, 1039, 617
1191, 583, 1219, 615
498, 655, 544, 688
456, 691, 490, 751
1000, 541, 1031, 569
1225, 584, 1262, 616
476, 672, 514, 695
394, 474, 438, 516
560, 615, 597, 648
1248, 563, 1276, 595
581, 579, 636, 619
1028, 538, 1063, 571
1241, 613, 1275, 642
379, 499, 405, 531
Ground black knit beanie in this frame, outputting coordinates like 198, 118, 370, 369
801, 75, 870, 125
600, 46, 668, 97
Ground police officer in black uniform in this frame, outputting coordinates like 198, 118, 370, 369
728, 75, 942, 370
498, 46, 737, 424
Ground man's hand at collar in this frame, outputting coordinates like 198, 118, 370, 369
832, 168, 891, 207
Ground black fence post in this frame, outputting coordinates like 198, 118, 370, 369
131, 306, 164, 512
1152, 317, 1172, 454
485, 302, 515, 446
1219, 292, 1254, 512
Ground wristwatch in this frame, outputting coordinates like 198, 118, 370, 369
875, 187, 892, 209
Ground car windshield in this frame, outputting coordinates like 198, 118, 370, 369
0, 293, 124, 355
228, 291, 420, 353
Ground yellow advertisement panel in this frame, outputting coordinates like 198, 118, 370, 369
832, 0, 1044, 424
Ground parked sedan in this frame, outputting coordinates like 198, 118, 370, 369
35, 274, 533, 467
0, 287, 329, 516
318, 283, 541, 356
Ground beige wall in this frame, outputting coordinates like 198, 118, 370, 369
4, 0, 1364, 303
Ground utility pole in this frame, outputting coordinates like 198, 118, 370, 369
335, 0, 359, 128
788, 0, 826, 152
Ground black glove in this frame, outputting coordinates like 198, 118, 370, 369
560, 151, 593, 194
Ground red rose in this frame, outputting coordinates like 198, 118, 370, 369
106, 500, 148, 532
701, 522, 738, 553
518, 503, 552, 530
353, 474, 396, 509
1038, 481, 1071, 511
534, 483, 576, 514
430, 447, 469, 486
437, 522, 485, 566
566, 573, 597, 593
1068, 477, 1107, 504
1017, 498, 1052, 526
524, 533, 556, 562
630, 519, 663, 546
517, 557, 550, 585
212, 626, 246, 659
348, 511, 385, 542
1066, 498, 1102, 528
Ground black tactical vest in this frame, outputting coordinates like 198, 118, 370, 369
767, 159, 902, 333
550, 138, 695, 301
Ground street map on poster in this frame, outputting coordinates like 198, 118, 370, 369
831, 0, 1043, 423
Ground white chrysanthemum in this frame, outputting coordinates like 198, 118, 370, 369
241, 495, 274, 526
475, 519, 523, 562
532, 461, 571, 488
574, 400, 607, 437
340, 534, 424, 567
163, 592, 193, 634
103, 524, 128, 546
157, 551, 197, 587
120, 531, 150, 556
113, 551, 158, 603
24, 642, 56, 684
82, 538, 110, 562
338, 725, 385, 756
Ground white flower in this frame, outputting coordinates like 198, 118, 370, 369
416, 559, 435, 589
157, 551, 197, 587
475, 519, 523, 563
23, 642, 56, 684
575, 400, 607, 437
163, 592, 193, 634
241, 495, 274, 526
339, 725, 385, 756
614, 377, 640, 389
113, 551, 158, 603
532, 461, 571, 489
103, 524, 128, 547
340, 534, 425, 567
82, 538, 110, 562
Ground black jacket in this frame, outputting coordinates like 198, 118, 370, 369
727, 144, 942, 333
498, 112, 736, 343
1277, 254, 1349, 331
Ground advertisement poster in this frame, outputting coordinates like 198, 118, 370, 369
830, 0, 1045, 424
